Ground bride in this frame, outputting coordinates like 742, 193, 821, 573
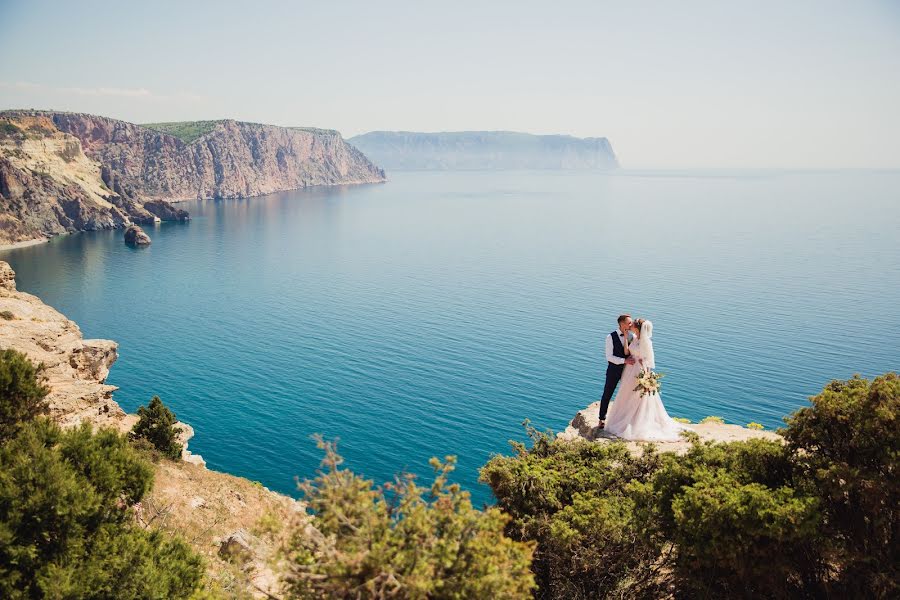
604, 319, 686, 441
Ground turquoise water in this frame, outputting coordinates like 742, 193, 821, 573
3, 170, 899, 505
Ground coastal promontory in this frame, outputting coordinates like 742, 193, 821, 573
0, 110, 386, 247
348, 130, 619, 170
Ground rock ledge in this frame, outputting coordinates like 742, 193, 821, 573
558, 400, 781, 455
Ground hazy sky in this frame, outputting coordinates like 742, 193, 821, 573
1, 0, 898, 168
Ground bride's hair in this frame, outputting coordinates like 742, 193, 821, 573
633, 318, 646, 333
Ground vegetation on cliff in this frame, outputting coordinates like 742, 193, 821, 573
0, 348, 49, 440
143, 120, 221, 144
285, 437, 535, 598
481, 372, 899, 599
130, 395, 183, 460
0, 350, 205, 599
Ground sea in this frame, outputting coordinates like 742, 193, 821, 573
3, 169, 898, 505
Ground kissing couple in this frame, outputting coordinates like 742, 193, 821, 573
597, 314, 685, 441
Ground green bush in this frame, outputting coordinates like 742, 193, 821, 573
130, 395, 183, 460
285, 437, 536, 599
482, 374, 899, 599
0, 419, 204, 598
480, 424, 666, 598
782, 372, 900, 597
0, 348, 49, 441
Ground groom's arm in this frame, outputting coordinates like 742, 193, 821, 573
605, 335, 625, 365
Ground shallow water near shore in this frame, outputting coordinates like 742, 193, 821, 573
4, 170, 899, 505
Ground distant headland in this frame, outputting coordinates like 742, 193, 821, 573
348, 130, 619, 171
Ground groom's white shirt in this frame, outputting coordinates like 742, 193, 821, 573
605, 331, 631, 365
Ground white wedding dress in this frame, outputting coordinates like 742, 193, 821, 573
604, 321, 685, 441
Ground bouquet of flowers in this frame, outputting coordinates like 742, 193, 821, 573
634, 368, 664, 398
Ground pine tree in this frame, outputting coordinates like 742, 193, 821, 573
130, 396, 183, 460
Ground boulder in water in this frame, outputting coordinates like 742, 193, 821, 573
124, 224, 151, 246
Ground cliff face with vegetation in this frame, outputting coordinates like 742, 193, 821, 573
348, 130, 619, 170
0, 112, 188, 246
0, 110, 385, 246
53, 113, 386, 200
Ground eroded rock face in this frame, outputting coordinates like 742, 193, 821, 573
50, 113, 386, 201
124, 224, 151, 246
0, 261, 16, 290
0, 260, 127, 430
0, 112, 190, 245
218, 529, 256, 563
142, 199, 189, 222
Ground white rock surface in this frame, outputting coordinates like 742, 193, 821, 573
558, 400, 781, 454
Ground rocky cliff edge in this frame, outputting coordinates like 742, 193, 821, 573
0, 260, 305, 596
558, 399, 781, 454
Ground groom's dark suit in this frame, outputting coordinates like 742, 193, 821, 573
599, 330, 629, 422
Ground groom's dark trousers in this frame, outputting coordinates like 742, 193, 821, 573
599, 362, 625, 421
599, 330, 628, 421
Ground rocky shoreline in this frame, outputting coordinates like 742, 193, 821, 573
0, 260, 304, 596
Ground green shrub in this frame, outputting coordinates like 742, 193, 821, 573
285, 437, 536, 599
130, 395, 183, 460
782, 372, 899, 598
0, 348, 49, 441
700, 415, 725, 424
747, 421, 764, 430
483, 374, 898, 599
480, 424, 666, 598
635, 439, 821, 597
672, 416, 691, 423
0, 419, 204, 598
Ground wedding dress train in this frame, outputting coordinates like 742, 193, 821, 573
604, 322, 685, 441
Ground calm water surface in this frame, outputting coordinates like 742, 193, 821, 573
4, 170, 899, 504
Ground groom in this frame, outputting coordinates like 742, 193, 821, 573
598, 314, 636, 429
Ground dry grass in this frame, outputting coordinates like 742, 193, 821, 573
136, 459, 308, 598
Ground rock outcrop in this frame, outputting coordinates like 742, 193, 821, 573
0, 112, 188, 246
124, 224, 151, 246
48, 112, 386, 200
348, 130, 619, 170
0, 260, 126, 429
559, 400, 781, 454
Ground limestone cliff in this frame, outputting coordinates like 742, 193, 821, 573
50, 112, 386, 200
0, 112, 190, 246
348, 130, 619, 170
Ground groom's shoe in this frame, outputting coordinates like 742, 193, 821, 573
598, 420, 605, 430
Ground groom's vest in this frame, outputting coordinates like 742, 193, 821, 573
609, 331, 627, 364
